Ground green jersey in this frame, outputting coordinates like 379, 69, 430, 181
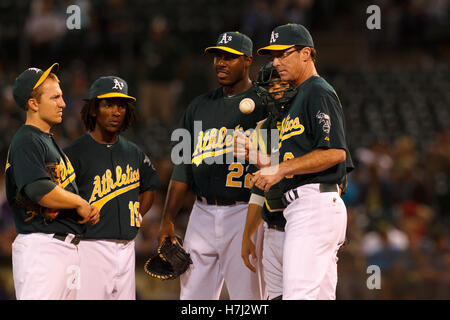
171, 86, 267, 202
5, 125, 84, 235
250, 113, 286, 229
64, 134, 161, 240
279, 76, 354, 193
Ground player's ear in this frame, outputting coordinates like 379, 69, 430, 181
90, 99, 99, 117
27, 98, 39, 112
244, 55, 253, 68
300, 47, 311, 62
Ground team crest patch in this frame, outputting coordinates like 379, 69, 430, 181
112, 78, 124, 90
28, 68, 41, 73
316, 111, 331, 134
218, 33, 232, 44
270, 31, 279, 43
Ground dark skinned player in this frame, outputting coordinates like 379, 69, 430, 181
158, 32, 267, 299
64, 76, 161, 299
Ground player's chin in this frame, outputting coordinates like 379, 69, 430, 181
52, 115, 63, 124
106, 123, 123, 133
273, 93, 283, 100
216, 75, 235, 86
278, 71, 293, 82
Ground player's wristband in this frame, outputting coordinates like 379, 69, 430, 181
249, 193, 265, 207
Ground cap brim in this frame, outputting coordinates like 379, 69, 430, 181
204, 46, 244, 56
97, 92, 136, 101
33, 63, 59, 89
257, 44, 295, 55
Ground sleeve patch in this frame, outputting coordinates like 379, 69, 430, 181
316, 110, 331, 134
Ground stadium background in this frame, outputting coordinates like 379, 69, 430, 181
0, 0, 448, 299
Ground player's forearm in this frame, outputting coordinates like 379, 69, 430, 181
243, 203, 263, 239
161, 179, 190, 224
139, 190, 154, 217
38, 185, 87, 210
280, 148, 346, 177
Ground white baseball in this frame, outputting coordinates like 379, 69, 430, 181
239, 98, 255, 114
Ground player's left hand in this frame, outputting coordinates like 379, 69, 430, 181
241, 235, 257, 273
250, 166, 285, 192
87, 205, 100, 225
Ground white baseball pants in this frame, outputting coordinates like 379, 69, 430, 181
12, 233, 81, 300
262, 222, 285, 300
282, 183, 347, 300
180, 200, 265, 300
76, 239, 136, 300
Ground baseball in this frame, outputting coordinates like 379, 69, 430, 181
239, 98, 255, 114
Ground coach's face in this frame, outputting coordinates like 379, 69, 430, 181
94, 98, 127, 133
35, 78, 66, 126
213, 51, 251, 86
271, 47, 311, 86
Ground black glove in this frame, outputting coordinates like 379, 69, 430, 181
144, 236, 192, 280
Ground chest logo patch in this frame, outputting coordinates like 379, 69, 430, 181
279, 115, 305, 146
192, 125, 246, 166
89, 165, 140, 211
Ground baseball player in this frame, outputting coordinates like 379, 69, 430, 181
239, 62, 295, 300
64, 76, 161, 300
252, 24, 355, 300
5, 63, 99, 300
158, 31, 267, 300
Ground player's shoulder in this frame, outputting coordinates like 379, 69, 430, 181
186, 87, 222, 110
64, 133, 91, 153
10, 125, 45, 150
244, 86, 263, 103
306, 76, 336, 97
117, 135, 148, 157
118, 135, 140, 150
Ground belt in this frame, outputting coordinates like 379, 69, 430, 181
53, 233, 82, 245
282, 183, 339, 206
197, 196, 239, 206
267, 223, 285, 232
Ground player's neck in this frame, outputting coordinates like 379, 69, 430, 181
223, 77, 252, 96
89, 128, 119, 145
25, 116, 51, 133
294, 63, 319, 87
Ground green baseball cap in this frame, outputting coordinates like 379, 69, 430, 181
13, 62, 59, 109
257, 24, 314, 55
204, 31, 253, 56
85, 76, 136, 101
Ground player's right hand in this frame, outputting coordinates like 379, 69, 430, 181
76, 200, 99, 225
158, 220, 176, 247
233, 130, 249, 161
241, 235, 257, 273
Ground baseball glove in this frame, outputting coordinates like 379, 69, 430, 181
144, 236, 192, 280
15, 162, 61, 223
